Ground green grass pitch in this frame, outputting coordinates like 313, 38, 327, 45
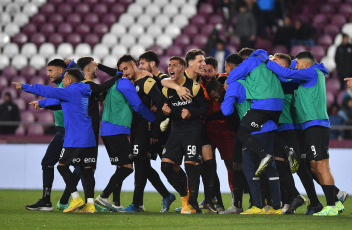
0, 190, 351, 230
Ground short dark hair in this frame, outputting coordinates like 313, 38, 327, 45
77, 56, 94, 70
66, 68, 84, 82
169, 56, 186, 67
206, 79, 222, 96
205, 57, 218, 69
238, 48, 255, 59
117, 54, 137, 70
185, 49, 205, 66
274, 53, 292, 67
47, 59, 67, 69
225, 54, 243, 66
139, 50, 160, 67
295, 51, 316, 63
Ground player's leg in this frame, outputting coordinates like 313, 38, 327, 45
26, 128, 64, 211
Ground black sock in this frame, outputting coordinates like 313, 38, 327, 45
113, 182, 123, 206
147, 162, 170, 198
260, 175, 272, 206
133, 161, 148, 206
232, 170, 245, 208
201, 162, 210, 204
82, 167, 95, 199
60, 168, 81, 204
214, 171, 224, 206
334, 186, 340, 202
102, 167, 133, 198
322, 185, 336, 206
175, 166, 188, 195
297, 159, 320, 206
203, 159, 217, 205
275, 160, 299, 200
57, 165, 77, 197
161, 162, 187, 197
42, 167, 54, 202
185, 163, 200, 208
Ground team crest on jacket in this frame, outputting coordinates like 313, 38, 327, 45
135, 85, 140, 92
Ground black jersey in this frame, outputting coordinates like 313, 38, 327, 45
132, 77, 164, 139
162, 76, 208, 132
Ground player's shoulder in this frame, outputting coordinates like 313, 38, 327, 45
162, 86, 169, 98
191, 80, 201, 96
142, 77, 157, 94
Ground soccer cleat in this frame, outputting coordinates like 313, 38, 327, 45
63, 197, 85, 212
337, 190, 349, 204
219, 205, 243, 214
216, 204, 225, 212
160, 193, 176, 213
335, 201, 344, 214
181, 204, 197, 214
112, 202, 125, 212
95, 194, 120, 212
240, 206, 265, 215
285, 195, 306, 214
56, 200, 70, 211
26, 199, 53, 211
206, 203, 218, 214
180, 193, 189, 209
123, 203, 143, 212
198, 199, 207, 209
174, 207, 182, 213
255, 154, 272, 176
95, 204, 109, 212
139, 205, 145, 212
76, 203, 96, 213
304, 202, 324, 215
265, 207, 283, 215
313, 206, 338, 216
281, 204, 290, 214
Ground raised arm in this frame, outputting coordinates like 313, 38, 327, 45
221, 82, 243, 116
20, 84, 75, 102
117, 79, 156, 122
226, 56, 260, 85
266, 60, 316, 81
98, 63, 118, 77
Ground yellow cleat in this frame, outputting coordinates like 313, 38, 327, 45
76, 203, 96, 213
265, 207, 283, 215
240, 206, 265, 215
63, 197, 85, 213
181, 204, 196, 214
180, 193, 189, 209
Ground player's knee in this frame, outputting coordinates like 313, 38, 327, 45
57, 164, 68, 175
161, 162, 174, 176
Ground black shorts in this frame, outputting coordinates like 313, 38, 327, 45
59, 147, 97, 167
241, 109, 281, 132
162, 128, 202, 165
131, 133, 151, 161
102, 134, 133, 166
201, 124, 211, 147
274, 129, 300, 159
303, 126, 330, 161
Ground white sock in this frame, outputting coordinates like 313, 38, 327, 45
71, 191, 80, 199
87, 198, 94, 204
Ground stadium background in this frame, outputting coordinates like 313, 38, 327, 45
0, 0, 352, 194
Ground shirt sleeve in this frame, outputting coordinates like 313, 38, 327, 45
39, 98, 61, 108
187, 87, 208, 119
221, 82, 242, 116
266, 60, 317, 82
87, 76, 119, 95
22, 84, 74, 102
117, 79, 156, 122
98, 63, 118, 77
226, 56, 261, 84
146, 83, 164, 138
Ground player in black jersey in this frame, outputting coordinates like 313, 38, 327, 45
161, 56, 208, 214
114, 55, 175, 213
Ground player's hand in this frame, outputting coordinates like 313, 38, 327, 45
224, 81, 228, 91
12, 82, 23, 90
160, 118, 170, 132
162, 103, 171, 116
64, 59, 73, 65
140, 70, 153, 78
181, 108, 191, 119
150, 138, 159, 145
150, 105, 157, 112
175, 86, 192, 101
345, 78, 352, 88
29, 101, 41, 110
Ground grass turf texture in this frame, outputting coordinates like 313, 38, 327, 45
0, 190, 351, 230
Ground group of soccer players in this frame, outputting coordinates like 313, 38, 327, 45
13, 47, 349, 216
